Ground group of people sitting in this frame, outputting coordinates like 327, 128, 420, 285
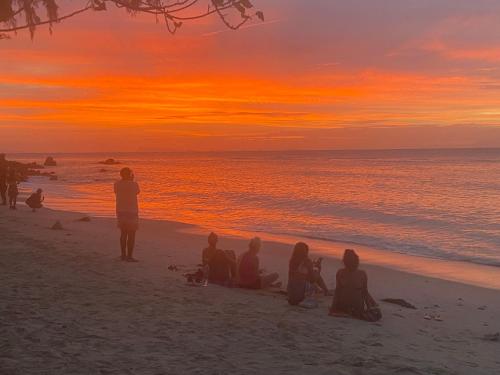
199, 232, 382, 322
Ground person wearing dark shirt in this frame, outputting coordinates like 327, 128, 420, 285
238, 237, 279, 289
287, 242, 330, 306
201, 232, 236, 286
26, 189, 44, 212
7, 169, 19, 210
0, 153, 7, 206
329, 249, 381, 322
114, 168, 140, 262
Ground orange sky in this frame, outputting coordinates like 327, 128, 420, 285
2, 0, 500, 152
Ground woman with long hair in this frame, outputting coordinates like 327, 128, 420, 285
329, 249, 381, 321
287, 242, 329, 306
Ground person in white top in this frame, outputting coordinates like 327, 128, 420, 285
114, 167, 140, 262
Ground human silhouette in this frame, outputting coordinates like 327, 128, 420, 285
0, 153, 7, 206
114, 167, 140, 262
7, 169, 19, 210
329, 249, 381, 321
238, 237, 280, 289
201, 232, 236, 286
25, 189, 44, 212
287, 242, 330, 306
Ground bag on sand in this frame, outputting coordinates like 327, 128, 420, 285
362, 306, 382, 322
362, 292, 382, 322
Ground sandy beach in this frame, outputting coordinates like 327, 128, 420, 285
1, 206, 500, 375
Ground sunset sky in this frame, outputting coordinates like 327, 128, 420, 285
2, 0, 500, 152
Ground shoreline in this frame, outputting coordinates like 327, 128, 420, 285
2, 204, 500, 374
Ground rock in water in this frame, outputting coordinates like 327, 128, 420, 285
98, 158, 121, 165
44, 156, 57, 166
51, 221, 63, 230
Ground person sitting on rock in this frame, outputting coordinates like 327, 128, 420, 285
25, 188, 44, 212
238, 237, 280, 289
201, 232, 236, 286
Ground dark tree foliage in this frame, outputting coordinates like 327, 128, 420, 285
0, 0, 265, 39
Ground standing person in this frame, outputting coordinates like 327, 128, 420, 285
7, 169, 19, 210
238, 237, 280, 289
25, 188, 44, 212
114, 167, 140, 262
0, 153, 7, 206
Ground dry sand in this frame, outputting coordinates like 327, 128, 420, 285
1, 206, 500, 375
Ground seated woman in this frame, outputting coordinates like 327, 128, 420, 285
202, 232, 236, 286
287, 242, 330, 306
238, 237, 279, 289
25, 188, 44, 212
329, 249, 381, 322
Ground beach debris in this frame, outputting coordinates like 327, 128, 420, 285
167, 265, 178, 271
51, 221, 63, 230
424, 314, 443, 322
99, 158, 121, 165
76, 216, 91, 222
183, 269, 203, 284
482, 333, 499, 342
44, 156, 57, 166
477, 305, 487, 311
381, 298, 417, 309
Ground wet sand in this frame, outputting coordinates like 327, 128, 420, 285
1, 206, 499, 374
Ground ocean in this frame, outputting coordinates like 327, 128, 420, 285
12, 149, 500, 267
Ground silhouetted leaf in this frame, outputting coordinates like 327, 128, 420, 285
256, 10, 264, 21
240, 0, 253, 9
212, 0, 225, 7
92, 0, 106, 11
0, 0, 13, 22
233, 2, 246, 15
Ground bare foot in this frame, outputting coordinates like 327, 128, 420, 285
126, 257, 139, 262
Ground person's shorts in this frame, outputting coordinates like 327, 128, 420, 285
117, 212, 139, 231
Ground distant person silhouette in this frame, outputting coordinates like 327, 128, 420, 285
329, 249, 381, 321
238, 237, 280, 289
114, 167, 140, 262
287, 242, 330, 306
7, 169, 19, 210
0, 153, 7, 205
201, 232, 237, 286
25, 189, 44, 212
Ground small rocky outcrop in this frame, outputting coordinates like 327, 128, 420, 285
99, 158, 121, 165
44, 156, 57, 166
76, 216, 91, 222
51, 221, 63, 230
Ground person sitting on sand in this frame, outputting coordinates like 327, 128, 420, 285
7, 169, 19, 210
329, 249, 381, 322
25, 188, 44, 212
114, 167, 140, 262
238, 237, 280, 289
201, 232, 237, 286
287, 242, 330, 306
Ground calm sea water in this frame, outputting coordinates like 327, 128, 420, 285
12, 149, 500, 267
